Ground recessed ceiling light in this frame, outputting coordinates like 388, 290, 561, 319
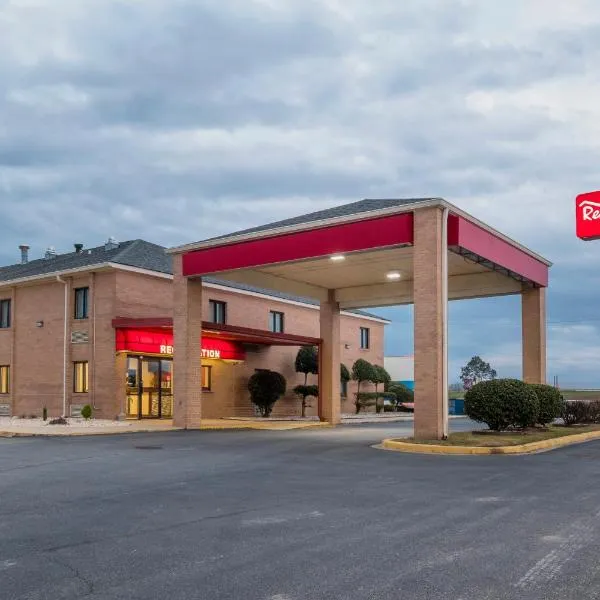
386, 271, 401, 280
330, 254, 346, 262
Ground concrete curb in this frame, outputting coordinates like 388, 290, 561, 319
381, 429, 600, 456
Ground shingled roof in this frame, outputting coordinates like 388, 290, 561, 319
0, 240, 387, 322
0, 239, 171, 282
204, 198, 440, 242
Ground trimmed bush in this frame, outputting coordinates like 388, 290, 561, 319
387, 383, 414, 406
248, 370, 286, 417
293, 384, 319, 418
529, 384, 565, 425
465, 379, 539, 431
80, 404, 92, 420
355, 391, 396, 413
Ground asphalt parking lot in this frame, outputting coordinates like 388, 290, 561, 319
2, 420, 600, 600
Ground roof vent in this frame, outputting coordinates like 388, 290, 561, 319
74, 243, 84, 254
44, 247, 57, 259
18, 244, 30, 264
105, 237, 119, 251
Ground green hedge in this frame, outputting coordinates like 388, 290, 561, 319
529, 384, 565, 425
465, 379, 539, 430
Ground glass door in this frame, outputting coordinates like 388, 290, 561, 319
141, 358, 161, 418
126, 357, 173, 419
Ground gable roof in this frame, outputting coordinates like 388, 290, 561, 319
0, 240, 388, 322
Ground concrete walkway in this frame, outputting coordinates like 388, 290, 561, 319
0, 417, 330, 436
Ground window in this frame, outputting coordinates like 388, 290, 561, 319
202, 365, 212, 391
269, 311, 284, 333
74, 287, 89, 320
209, 300, 227, 324
73, 362, 89, 393
360, 327, 370, 350
0, 299, 11, 329
341, 378, 348, 398
0, 366, 9, 394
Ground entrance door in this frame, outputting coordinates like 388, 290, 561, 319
126, 357, 173, 419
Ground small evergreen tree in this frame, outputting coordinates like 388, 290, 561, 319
371, 365, 391, 413
293, 385, 319, 417
294, 346, 318, 416
295, 346, 318, 385
352, 359, 376, 414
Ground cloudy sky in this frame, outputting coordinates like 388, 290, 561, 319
1, 0, 599, 386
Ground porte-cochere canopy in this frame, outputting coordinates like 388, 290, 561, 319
168, 198, 551, 439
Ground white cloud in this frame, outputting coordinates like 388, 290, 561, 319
2, 0, 600, 383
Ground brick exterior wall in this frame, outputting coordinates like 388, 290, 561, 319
0, 268, 385, 419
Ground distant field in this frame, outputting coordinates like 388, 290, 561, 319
560, 389, 600, 400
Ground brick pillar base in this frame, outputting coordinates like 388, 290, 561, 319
172, 255, 203, 428
522, 286, 547, 384
319, 290, 341, 425
413, 207, 447, 440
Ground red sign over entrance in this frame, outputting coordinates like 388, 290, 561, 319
115, 328, 246, 361
576, 191, 600, 241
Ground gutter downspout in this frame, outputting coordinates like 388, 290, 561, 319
441, 208, 449, 439
56, 276, 68, 417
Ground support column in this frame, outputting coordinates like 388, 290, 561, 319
318, 289, 341, 425
522, 286, 547, 384
413, 207, 447, 440
172, 254, 203, 428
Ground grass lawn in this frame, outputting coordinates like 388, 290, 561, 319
406, 425, 600, 447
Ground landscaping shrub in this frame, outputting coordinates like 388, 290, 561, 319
248, 370, 286, 417
48, 416, 68, 425
528, 384, 565, 426
562, 400, 600, 426
355, 392, 396, 413
80, 404, 92, 420
293, 384, 318, 418
464, 379, 539, 431
387, 383, 414, 406
42, 406, 48, 421
352, 359, 376, 413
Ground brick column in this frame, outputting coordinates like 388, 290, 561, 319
522, 286, 547, 384
172, 254, 203, 428
318, 290, 341, 425
413, 207, 447, 440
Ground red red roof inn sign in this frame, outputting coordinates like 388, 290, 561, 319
577, 191, 600, 241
